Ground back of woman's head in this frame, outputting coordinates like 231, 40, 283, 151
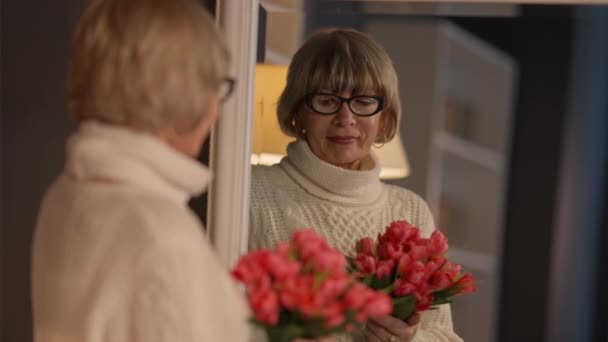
67, 0, 229, 133
277, 28, 401, 143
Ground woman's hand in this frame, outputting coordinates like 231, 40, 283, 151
364, 313, 421, 342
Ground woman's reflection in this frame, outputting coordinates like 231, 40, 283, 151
249, 28, 462, 342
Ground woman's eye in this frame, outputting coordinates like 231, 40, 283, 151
354, 98, 375, 106
316, 97, 338, 106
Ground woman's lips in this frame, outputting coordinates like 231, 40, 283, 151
327, 136, 357, 144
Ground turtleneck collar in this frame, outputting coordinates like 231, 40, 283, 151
65, 121, 211, 203
279, 140, 383, 205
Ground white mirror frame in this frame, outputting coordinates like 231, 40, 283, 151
206, 0, 259, 269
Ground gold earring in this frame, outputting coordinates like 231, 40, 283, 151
373, 132, 388, 148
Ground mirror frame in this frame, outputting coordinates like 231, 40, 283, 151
206, 0, 259, 268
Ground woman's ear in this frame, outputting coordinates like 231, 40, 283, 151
376, 112, 389, 142
292, 112, 306, 138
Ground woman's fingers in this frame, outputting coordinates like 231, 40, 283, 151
406, 312, 421, 326
369, 315, 408, 336
366, 319, 398, 341
363, 325, 385, 342
366, 313, 422, 342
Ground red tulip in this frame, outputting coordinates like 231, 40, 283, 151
356, 237, 376, 256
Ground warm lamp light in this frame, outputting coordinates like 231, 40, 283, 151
252, 63, 410, 179
252, 64, 294, 165
374, 132, 411, 179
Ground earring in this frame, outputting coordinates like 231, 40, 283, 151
292, 118, 306, 138
373, 132, 388, 148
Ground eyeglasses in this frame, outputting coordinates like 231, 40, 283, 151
305, 93, 385, 117
219, 78, 235, 103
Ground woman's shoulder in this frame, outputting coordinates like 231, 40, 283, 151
382, 183, 427, 205
251, 163, 283, 176
381, 183, 436, 236
251, 164, 291, 192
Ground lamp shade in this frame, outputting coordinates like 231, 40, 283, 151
252, 63, 410, 179
251, 64, 294, 165
373, 132, 411, 179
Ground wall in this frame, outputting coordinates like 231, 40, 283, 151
2, 0, 85, 340
548, 6, 608, 342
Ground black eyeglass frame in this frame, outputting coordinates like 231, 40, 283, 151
304, 93, 385, 117
219, 78, 236, 103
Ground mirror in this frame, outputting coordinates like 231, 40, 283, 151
250, 2, 604, 341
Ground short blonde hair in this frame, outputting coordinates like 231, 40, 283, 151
277, 28, 401, 143
67, 0, 230, 133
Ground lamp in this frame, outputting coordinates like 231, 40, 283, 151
252, 63, 410, 179
251, 64, 294, 165
373, 132, 410, 179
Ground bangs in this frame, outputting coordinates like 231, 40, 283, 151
304, 38, 385, 96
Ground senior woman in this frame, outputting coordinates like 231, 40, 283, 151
250, 29, 463, 342
30, 0, 251, 341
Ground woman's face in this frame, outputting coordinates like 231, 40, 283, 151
299, 90, 384, 169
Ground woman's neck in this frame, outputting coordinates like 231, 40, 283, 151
278, 140, 384, 205
336, 159, 362, 171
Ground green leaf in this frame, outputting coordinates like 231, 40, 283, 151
432, 288, 457, 303
392, 295, 417, 320
431, 297, 453, 306
265, 323, 304, 342
371, 275, 393, 289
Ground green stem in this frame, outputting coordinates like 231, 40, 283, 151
381, 283, 395, 294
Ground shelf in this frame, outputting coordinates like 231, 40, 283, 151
433, 132, 505, 172
447, 247, 497, 274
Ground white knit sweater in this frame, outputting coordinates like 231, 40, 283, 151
32, 122, 251, 342
250, 140, 463, 342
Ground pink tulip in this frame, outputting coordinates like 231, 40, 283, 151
375, 259, 395, 279
430, 272, 452, 291
429, 230, 449, 256
310, 249, 346, 274
321, 302, 346, 328
356, 237, 376, 256
394, 278, 416, 296
378, 241, 403, 260
343, 283, 369, 310
249, 286, 280, 325
453, 273, 476, 294
266, 254, 301, 282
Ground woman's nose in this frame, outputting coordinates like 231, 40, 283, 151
332, 102, 356, 126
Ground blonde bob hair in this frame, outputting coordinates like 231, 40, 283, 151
277, 28, 401, 143
66, 0, 230, 133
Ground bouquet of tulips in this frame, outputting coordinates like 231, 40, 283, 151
232, 229, 392, 342
350, 220, 476, 320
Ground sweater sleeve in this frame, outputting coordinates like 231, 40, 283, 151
406, 189, 436, 238
413, 304, 463, 342
249, 166, 271, 250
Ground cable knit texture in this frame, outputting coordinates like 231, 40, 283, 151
250, 140, 463, 342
